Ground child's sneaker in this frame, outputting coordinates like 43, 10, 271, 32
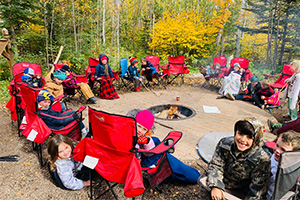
225, 93, 235, 101
267, 119, 282, 133
81, 128, 88, 139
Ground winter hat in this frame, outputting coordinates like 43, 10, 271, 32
61, 65, 70, 72
129, 57, 138, 65
215, 63, 221, 67
53, 69, 67, 80
250, 76, 259, 83
233, 63, 241, 69
135, 110, 155, 130
37, 90, 54, 103
24, 68, 35, 76
101, 56, 108, 62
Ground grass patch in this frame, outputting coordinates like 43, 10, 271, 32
0, 80, 11, 103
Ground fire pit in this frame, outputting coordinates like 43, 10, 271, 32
147, 104, 196, 120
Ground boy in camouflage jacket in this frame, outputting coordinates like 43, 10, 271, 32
201, 117, 271, 200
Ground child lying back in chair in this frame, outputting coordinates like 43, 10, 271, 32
128, 109, 200, 184
37, 89, 88, 138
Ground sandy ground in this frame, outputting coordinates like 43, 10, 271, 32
0, 77, 278, 199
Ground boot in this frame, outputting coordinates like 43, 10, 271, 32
135, 86, 140, 92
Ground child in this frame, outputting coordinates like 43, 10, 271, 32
266, 131, 300, 199
61, 65, 97, 104
37, 89, 88, 138
94, 54, 119, 99
140, 57, 162, 81
218, 63, 242, 100
134, 110, 200, 184
21, 67, 43, 88
202, 117, 270, 200
126, 57, 144, 92
253, 79, 275, 109
47, 134, 91, 190
44, 67, 67, 111
282, 60, 300, 121
235, 76, 261, 101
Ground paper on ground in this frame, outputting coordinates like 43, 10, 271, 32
203, 106, 220, 114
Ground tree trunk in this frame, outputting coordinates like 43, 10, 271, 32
44, 1, 49, 67
235, 0, 246, 58
50, 0, 55, 63
220, 35, 225, 56
72, 0, 78, 53
102, 0, 106, 46
116, 0, 121, 61
266, 1, 274, 68
272, 0, 282, 72
278, 10, 289, 66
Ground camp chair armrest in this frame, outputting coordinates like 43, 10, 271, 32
263, 73, 281, 79
77, 106, 86, 113
54, 94, 64, 102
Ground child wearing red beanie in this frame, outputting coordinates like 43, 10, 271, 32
126, 56, 144, 92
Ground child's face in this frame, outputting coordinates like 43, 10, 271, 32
141, 61, 147, 65
234, 66, 240, 71
57, 142, 72, 159
137, 122, 148, 137
133, 62, 138, 67
54, 77, 64, 85
274, 137, 294, 162
38, 100, 51, 109
102, 59, 107, 65
251, 82, 258, 87
261, 84, 268, 89
234, 131, 254, 151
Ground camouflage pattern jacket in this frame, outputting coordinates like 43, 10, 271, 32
207, 136, 271, 200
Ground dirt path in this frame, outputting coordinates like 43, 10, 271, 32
0, 79, 278, 199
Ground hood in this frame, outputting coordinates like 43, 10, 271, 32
99, 54, 109, 65
21, 74, 31, 80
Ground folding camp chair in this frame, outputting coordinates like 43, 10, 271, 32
15, 82, 85, 167
85, 57, 120, 93
229, 57, 252, 89
160, 56, 189, 86
55, 62, 88, 104
143, 55, 167, 89
6, 62, 44, 136
271, 150, 300, 200
117, 58, 135, 91
72, 108, 182, 199
263, 64, 294, 89
200, 56, 228, 87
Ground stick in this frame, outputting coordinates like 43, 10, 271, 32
54, 46, 64, 64
141, 81, 160, 96
154, 120, 174, 130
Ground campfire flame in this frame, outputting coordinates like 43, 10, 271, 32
156, 106, 185, 119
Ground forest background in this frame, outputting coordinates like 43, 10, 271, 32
0, 0, 300, 100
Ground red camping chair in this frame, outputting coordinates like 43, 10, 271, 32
229, 57, 252, 88
85, 57, 120, 92
263, 64, 294, 89
143, 55, 167, 89
200, 56, 228, 87
6, 62, 44, 136
15, 82, 85, 167
73, 108, 182, 199
160, 56, 189, 86
55, 62, 88, 104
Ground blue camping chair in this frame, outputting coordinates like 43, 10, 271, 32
118, 58, 135, 91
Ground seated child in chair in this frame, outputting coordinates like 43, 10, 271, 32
200, 117, 271, 200
48, 134, 91, 190
253, 79, 274, 109
61, 65, 97, 104
132, 109, 200, 184
140, 57, 162, 81
266, 131, 300, 199
37, 89, 88, 138
21, 67, 43, 88
235, 76, 261, 102
125, 57, 144, 92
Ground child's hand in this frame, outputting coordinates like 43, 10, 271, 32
211, 187, 225, 200
261, 95, 266, 100
137, 136, 149, 144
83, 180, 92, 187
146, 67, 150, 70
142, 68, 145, 71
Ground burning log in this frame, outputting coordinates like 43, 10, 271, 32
156, 106, 186, 119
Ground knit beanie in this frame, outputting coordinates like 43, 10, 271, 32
135, 110, 155, 130
53, 69, 67, 80
250, 76, 259, 83
61, 65, 70, 72
37, 90, 54, 103
129, 57, 138, 65
101, 56, 108, 62
24, 68, 35, 76
233, 63, 241, 69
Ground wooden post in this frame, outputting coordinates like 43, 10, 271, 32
54, 46, 64, 64
0, 28, 14, 77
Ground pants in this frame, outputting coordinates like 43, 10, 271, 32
288, 98, 298, 120
133, 76, 144, 88
253, 94, 265, 107
235, 94, 253, 101
77, 82, 94, 100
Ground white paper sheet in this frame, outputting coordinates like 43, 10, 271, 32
83, 155, 99, 169
27, 129, 38, 142
203, 106, 220, 114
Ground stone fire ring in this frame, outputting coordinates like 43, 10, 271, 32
147, 104, 196, 121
